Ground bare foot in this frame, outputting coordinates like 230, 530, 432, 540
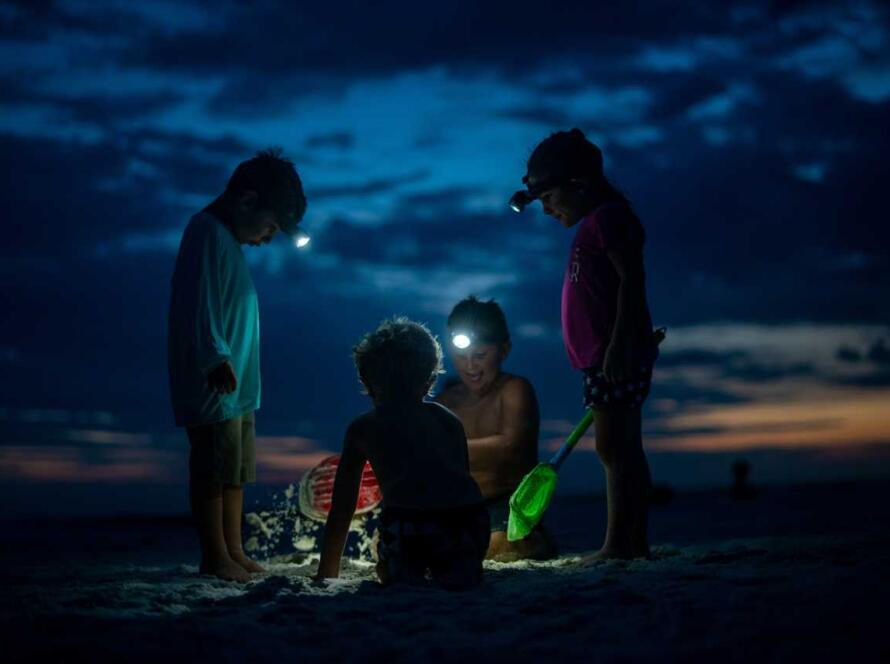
578, 547, 635, 566
486, 530, 558, 563
200, 557, 251, 583
230, 551, 266, 575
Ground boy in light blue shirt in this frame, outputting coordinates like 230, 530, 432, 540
168, 149, 306, 583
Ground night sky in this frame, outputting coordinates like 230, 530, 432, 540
2, 0, 889, 516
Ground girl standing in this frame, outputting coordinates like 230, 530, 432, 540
511, 129, 659, 560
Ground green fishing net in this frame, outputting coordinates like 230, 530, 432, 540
507, 463, 558, 541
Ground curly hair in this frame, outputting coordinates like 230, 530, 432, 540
353, 317, 444, 399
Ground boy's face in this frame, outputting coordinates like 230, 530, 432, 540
240, 209, 281, 246
234, 190, 282, 246
450, 341, 508, 394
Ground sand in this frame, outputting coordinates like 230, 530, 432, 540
3, 482, 889, 662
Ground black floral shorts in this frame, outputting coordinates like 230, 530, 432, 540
377, 503, 490, 591
582, 364, 654, 410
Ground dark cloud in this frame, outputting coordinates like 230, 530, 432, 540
311, 170, 430, 200
658, 347, 814, 382
205, 73, 349, 117
867, 339, 890, 365
497, 106, 571, 127
835, 339, 890, 367
0, 133, 165, 254
839, 371, 890, 388
836, 345, 863, 363
305, 131, 355, 150
656, 349, 747, 368
112, 3, 725, 79
0, 76, 184, 125
1, 0, 889, 496
653, 377, 750, 407
726, 361, 814, 382
399, 186, 484, 211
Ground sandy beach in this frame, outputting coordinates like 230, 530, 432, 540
3, 479, 888, 662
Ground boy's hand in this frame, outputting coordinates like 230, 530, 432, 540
207, 361, 237, 394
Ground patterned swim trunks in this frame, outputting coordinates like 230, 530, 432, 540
377, 503, 490, 591
582, 363, 654, 410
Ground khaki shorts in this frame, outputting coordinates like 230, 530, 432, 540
187, 412, 256, 486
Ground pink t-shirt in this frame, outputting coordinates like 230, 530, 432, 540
561, 201, 653, 370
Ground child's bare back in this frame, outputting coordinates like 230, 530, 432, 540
352, 401, 483, 511
317, 317, 489, 589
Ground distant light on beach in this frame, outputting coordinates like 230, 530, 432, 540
294, 229, 310, 249
452, 333, 471, 349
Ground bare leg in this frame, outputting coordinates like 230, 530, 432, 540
376, 559, 390, 585
222, 485, 266, 574
582, 408, 651, 562
190, 478, 250, 582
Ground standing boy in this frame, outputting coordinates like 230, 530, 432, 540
168, 149, 307, 582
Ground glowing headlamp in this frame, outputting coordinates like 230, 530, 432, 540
508, 190, 534, 213
293, 228, 311, 249
451, 331, 473, 349
508, 174, 569, 213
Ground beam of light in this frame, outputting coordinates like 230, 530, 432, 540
294, 229, 311, 249
452, 333, 472, 349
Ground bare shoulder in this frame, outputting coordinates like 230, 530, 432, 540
425, 401, 465, 433
345, 410, 377, 450
434, 379, 466, 409
500, 374, 538, 405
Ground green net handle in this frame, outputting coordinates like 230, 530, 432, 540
548, 409, 595, 469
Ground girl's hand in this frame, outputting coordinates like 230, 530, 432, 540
603, 339, 635, 384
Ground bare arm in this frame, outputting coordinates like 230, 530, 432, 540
316, 422, 367, 579
604, 247, 649, 383
466, 378, 540, 472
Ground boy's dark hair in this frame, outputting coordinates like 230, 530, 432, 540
447, 296, 510, 345
353, 317, 444, 399
528, 128, 643, 240
226, 147, 307, 235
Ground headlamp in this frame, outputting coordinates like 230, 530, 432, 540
507, 174, 567, 214
451, 331, 473, 350
508, 190, 534, 213
293, 228, 311, 249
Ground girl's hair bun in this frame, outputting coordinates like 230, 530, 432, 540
527, 128, 602, 181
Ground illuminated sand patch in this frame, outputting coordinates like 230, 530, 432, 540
245, 481, 379, 562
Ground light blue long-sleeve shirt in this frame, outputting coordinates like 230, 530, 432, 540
168, 212, 260, 427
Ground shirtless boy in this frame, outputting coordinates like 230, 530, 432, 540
435, 296, 557, 562
317, 317, 488, 590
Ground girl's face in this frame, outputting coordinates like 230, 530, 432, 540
527, 173, 591, 228
449, 342, 509, 394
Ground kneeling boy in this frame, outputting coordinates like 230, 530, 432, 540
435, 296, 557, 562
317, 317, 488, 590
